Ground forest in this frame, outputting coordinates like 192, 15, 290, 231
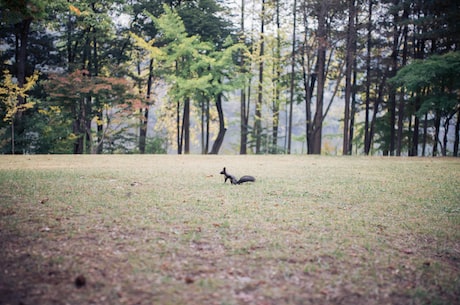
0, 0, 459, 155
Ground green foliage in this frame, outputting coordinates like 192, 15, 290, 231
0, 0, 48, 24
145, 136, 168, 154
135, 5, 246, 103
391, 51, 460, 117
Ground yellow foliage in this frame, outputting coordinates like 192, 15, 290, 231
69, 5, 81, 16
0, 70, 39, 123
130, 32, 163, 58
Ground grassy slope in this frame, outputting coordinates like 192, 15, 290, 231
0, 155, 459, 305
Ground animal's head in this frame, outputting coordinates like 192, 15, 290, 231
220, 167, 226, 175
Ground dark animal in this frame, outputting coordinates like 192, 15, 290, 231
220, 167, 255, 185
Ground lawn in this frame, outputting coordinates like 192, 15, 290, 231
0, 155, 459, 305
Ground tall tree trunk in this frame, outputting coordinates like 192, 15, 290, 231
396, 7, 409, 156
239, 0, 248, 154
388, 0, 401, 156
364, 0, 373, 155
183, 97, 190, 154
349, 63, 357, 155
200, 98, 210, 154
255, 0, 265, 154
287, 0, 297, 154
139, 59, 154, 154
433, 111, 441, 156
302, 7, 316, 154
369, 70, 387, 154
177, 100, 182, 154
311, 1, 327, 155
272, 0, 282, 154
343, 0, 356, 155
93, 34, 104, 154
422, 112, 428, 156
210, 93, 226, 154
11, 18, 31, 154
442, 117, 450, 156
410, 92, 421, 157
411, 114, 420, 156
454, 108, 459, 157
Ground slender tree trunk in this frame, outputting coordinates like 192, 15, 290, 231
311, 1, 327, 155
210, 93, 226, 154
15, 19, 31, 107
411, 114, 420, 156
343, 0, 356, 155
302, 5, 316, 154
93, 37, 104, 154
184, 97, 190, 154
239, 0, 248, 155
200, 98, 210, 154
422, 112, 428, 156
433, 111, 441, 156
272, 0, 282, 154
177, 100, 182, 154
201, 100, 205, 154
206, 98, 210, 153
369, 71, 387, 154
349, 64, 357, 154
396, 8, 409, 156
411, 92, 422, 156
139, 59, 154, 154
454, 108, 459, 157
12, 18, 32, 154
240, 88, 249, 154
442, 117, 450, 156
364, 0, 373, 155
388, 0, 401, 156
287, 0, 297, 154
255, 0, 265, 154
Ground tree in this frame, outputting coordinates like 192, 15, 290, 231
287, 0, 297, 154
342, 0, 357, 155
136, 5, 243, 154
43, 70, 136, 154
254, 0, 266, 154
0, 70, 38, 153
390, 52, 460, 156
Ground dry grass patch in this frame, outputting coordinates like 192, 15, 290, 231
0, 155, 459, 305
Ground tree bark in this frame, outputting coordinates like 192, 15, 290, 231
311, 1, 327, 155
396, 7, 409, 156
139, 59, 154, 154
388, 0, 401, 156
12, 18, 32, 154
364, 0, 373, 155
184, 97, 190, 154
254, 0, 265, 154
454, 108, 459, 157
272, 0, 282, 154
239, 0, 248, 155
177, 100, 182, 154
287, 0, 297, 154
210, 93, 226, 154
343, 0, 356, 155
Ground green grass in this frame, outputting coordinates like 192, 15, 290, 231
0, 155, 459, 305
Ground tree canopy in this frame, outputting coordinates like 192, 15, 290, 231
0, 0, 459, 155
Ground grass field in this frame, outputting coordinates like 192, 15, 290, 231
0, 155, 459, 305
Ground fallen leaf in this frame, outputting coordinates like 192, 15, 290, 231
75, 275, 86, 288
184, 276, 194, 284
402, 248, 414, 254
